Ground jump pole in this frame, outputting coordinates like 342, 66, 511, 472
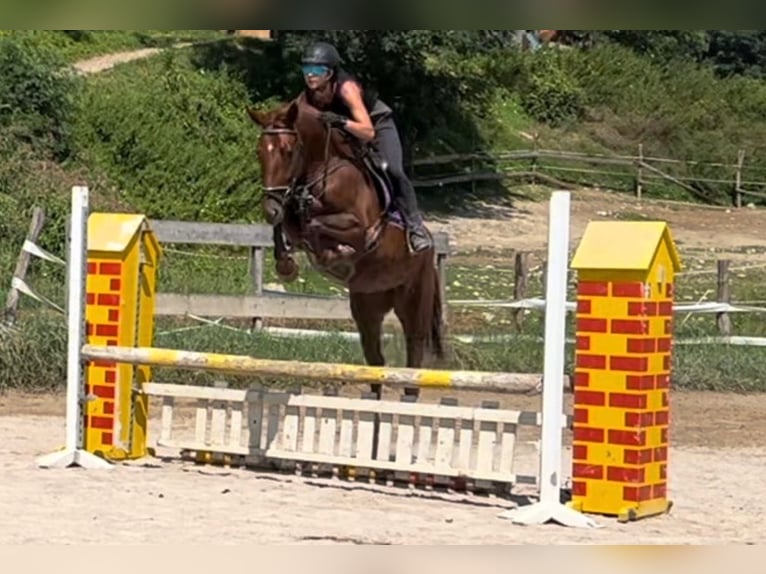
36, 186, 112, 469
80, 345, 563, 394
498, 191, 599, 528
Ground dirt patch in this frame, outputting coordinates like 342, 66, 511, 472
70, 43, 195, 75
428, 188, 766, 264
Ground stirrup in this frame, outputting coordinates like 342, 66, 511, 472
406, 227, 432, 253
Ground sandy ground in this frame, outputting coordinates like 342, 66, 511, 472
428, 188, 766, 264
1, 390, 764, 545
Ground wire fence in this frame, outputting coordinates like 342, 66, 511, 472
6, 220, 766, 348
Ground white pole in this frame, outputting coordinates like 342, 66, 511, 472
37, 186, 112, 469
498, 191, 598, 527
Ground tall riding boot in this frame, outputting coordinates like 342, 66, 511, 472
394, 184, 432, 252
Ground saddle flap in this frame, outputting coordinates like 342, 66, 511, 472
362, 152, 394, 214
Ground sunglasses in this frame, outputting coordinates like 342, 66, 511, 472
302, 64, 330, 77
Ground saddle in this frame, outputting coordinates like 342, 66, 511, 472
354, 143, 397, 217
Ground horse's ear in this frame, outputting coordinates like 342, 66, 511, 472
247, 107, 268, 127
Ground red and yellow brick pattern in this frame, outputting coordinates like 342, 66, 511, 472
569, 221, 681, 522
84, 259, 123, 449
83, 213, 161, 461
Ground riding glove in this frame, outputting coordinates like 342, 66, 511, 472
319, 111, 348, 128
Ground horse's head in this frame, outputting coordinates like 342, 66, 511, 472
247, 101, 300, 226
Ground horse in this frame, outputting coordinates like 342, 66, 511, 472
246, 97, 446, 399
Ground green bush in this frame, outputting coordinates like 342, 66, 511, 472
71, 49, 260, 222
0, 36, 82, 259
0, 36, 79, 159
517, 49, 586, 126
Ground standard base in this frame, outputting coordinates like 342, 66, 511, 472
567, 498, 673, 523
36, 448, 114, 470
498, 502, 602, 528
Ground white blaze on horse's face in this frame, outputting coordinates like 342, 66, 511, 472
257, 128, 298, 199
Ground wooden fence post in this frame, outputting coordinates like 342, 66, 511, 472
735, 149, 745, 208
249, 246, 264, 331
513, 251, 529, 330
635, 143, 644, 199
436, 249, 449, 330
716, 259, 732, 336
4, 207, 46, 325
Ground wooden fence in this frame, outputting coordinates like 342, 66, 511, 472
150, 220, 451, 326
410, 147, 766, 208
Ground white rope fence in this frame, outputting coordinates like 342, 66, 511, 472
448, 297, 766, 315
8, 235, 766, 347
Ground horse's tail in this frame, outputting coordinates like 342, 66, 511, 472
429, 262, 446, 361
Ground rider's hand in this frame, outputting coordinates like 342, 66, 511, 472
318, 111, 347, 129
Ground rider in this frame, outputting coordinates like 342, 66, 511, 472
298, 41, 433, 253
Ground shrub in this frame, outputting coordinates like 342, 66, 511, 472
71, 49, 260, 223
0, 36, 78, 159
517, 49, 586, 126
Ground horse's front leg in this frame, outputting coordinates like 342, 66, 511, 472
308, 213, 366, 252
273, 223, 299, 282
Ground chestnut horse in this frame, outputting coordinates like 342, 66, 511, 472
247, 97, 445, 398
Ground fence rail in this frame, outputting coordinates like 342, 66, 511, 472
411, 147, 766, 207
149, 220, 451, 325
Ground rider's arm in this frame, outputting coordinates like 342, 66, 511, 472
339, 81, 375, 142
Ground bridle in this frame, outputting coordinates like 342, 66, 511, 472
259, 126, 300, 205
257, 111, 385, 265
259, 120, 346, 213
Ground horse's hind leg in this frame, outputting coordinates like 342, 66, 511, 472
393, 260, 438, 400
349, 290, 394, 400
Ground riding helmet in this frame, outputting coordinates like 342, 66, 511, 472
301, 41, 344, 68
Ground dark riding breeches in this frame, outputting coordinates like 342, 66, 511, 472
372, 115, 422, 225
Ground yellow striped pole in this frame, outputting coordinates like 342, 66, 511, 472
81, 345, 568, 394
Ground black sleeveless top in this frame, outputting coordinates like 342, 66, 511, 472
305, 68, 392, 121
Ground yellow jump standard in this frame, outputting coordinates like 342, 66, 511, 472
569, 221, 681, 522
82, 212, 161, 460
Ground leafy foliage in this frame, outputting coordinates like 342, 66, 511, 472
71, 50, 259, 222
0, 36, 79, 159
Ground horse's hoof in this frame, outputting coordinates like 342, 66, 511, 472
276, 257, 299, 282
